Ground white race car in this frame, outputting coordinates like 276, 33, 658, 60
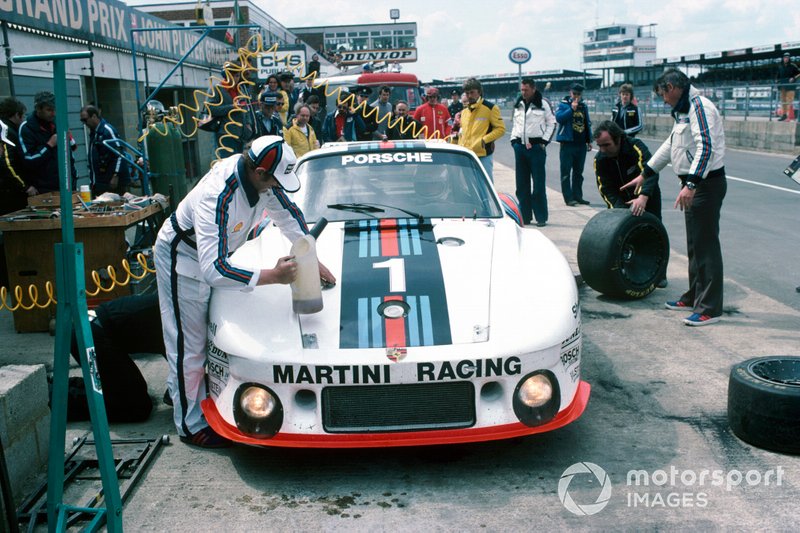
202, 140, 590, 447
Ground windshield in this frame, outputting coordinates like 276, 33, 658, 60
295, 150, 503, 223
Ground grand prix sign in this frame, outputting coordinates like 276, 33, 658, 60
508, 47, 532, 65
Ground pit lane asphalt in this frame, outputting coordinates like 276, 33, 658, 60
2, 161, 799, 531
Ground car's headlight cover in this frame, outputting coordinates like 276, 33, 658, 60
518, 374, 553, 408
513, 371, 561, 427
241, 386, 277, 418
233, 383, 283, 438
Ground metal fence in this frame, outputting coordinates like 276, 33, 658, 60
574, 82, 798, 121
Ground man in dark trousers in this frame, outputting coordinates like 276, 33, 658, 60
68, 293, 164, 422
555, 83, 592, 206
633, 69, 727, 326
80, 105, 131, 195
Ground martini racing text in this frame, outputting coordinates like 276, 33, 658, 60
273, 356, 522, 384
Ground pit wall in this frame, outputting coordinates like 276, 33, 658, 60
643, 116, 799, 155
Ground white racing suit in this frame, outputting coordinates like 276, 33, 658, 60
153, 154, 307, 437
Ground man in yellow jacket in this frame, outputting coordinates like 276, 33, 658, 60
457, 78, 506, 180
283, 104, 319, 158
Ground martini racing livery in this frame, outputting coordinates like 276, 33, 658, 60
202, 140, 590, 447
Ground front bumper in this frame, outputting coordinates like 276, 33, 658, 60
201, 380, 590, 448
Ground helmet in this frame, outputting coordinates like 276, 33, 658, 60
414, 169, 449, 200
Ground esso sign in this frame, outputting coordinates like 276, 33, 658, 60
509, 47, 532, 65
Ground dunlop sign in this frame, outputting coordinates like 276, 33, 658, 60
508, 47, 532, 65
340, 49, 417, 65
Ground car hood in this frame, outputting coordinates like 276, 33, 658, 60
209, 218, 574, 360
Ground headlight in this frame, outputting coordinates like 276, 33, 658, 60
233, 383, 283, 438
517, 374, 553, 407
240, 386, 276, 418
513, 371, 560, 427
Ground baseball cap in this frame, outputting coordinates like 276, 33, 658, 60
248, 136, 300, 192
425, 87, 440, 97
570, 83, 585, 93
260, 91, 278, 105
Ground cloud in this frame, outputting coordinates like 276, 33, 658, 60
252, 0, 800, 81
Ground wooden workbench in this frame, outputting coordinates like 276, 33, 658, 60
0, 202, 164, 333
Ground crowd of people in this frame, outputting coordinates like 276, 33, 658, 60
0, 53, 750, 448
507, 69, 726, 327
0, 91, 133, 220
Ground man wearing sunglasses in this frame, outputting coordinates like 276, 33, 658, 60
413, 87, 451, 139
153, 136, 335, 447
322, 90, 365, 143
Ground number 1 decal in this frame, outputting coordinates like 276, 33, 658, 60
373, 258, 406, 293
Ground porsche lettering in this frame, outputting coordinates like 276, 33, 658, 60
417, 357, 522, 382
341, 152, 433, 165
273, 364, 392, 384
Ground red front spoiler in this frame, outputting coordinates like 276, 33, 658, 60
201, 380, 590, 448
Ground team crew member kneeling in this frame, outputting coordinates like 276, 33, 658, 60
154, 136, 336, 448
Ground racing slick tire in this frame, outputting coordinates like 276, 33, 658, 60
727, 356, 800, 454
577, 209, 669, 299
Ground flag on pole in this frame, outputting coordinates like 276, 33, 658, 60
224, 0, 240, 46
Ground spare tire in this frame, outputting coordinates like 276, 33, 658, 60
577, 209, 669, 299
728, 356, 800, 454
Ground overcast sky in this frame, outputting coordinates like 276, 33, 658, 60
261, 0, 799, 81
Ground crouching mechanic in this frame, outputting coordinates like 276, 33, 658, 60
593, 120, 667, 288
153, 136, 336, 448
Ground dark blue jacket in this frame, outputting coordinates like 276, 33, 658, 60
322, 110, 365, 143
254, 111, 284, 137
19, 112, 77, 192
555, 96, 592, 144
88, 118, 130, 192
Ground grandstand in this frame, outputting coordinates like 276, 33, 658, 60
430, 70, 602, 104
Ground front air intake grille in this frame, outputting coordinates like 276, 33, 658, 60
322, 382, 475, 433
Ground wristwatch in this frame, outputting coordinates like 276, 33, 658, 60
685, 181, 697, 190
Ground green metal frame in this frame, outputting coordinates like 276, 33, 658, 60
12, 51, 122, 533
